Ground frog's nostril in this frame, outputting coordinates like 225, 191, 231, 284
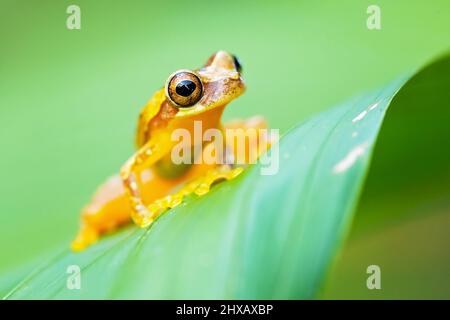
232, 55, 242, 73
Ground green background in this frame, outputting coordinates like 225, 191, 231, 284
0, 0, 449, 298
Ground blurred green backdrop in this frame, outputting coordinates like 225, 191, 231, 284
0, 0, 449, 298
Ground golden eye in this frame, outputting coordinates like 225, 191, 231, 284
166, 71, 203, 107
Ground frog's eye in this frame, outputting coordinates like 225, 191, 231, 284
166, 71, 203, 108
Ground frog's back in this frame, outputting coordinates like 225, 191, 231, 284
135, 88, 177, 148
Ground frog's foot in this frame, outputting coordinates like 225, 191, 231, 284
130, 194, 183, 228
131, 166, 244, 228
71, 175, 136, 251
192, 165, 243, 196
71, 224, 99, 251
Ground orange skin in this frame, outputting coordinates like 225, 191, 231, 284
72, 51, 271, 251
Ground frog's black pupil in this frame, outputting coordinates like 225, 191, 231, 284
176, 80, 196, 97
233, 55, 242, 73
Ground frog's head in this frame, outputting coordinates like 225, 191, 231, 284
165, 51, 245, 117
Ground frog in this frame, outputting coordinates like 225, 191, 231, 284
71, 51, 272, 251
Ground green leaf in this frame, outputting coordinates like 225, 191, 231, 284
5, 54, 450, 300
323, 53, 450, 299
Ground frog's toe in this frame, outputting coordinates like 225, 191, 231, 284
130, 205, 157, 228
131, 167, 244, 228
194, 166, 244, 196
132, 193, 185, 228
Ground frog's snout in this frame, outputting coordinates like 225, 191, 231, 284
206, 50, 242, 73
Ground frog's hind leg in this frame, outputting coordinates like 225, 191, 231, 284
71, 169, 180, 251
223, 115, 274, 164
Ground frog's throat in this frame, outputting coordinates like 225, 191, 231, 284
174, 103, 216, 117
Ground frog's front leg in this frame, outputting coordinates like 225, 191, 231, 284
120, 135, 175, 227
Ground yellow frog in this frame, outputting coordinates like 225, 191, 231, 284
72, 51, 271, 251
